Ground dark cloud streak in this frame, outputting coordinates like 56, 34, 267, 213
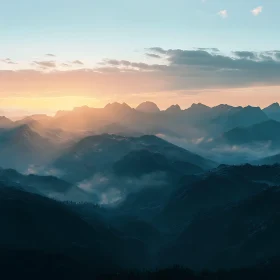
33, 60, 56, 68
1, 58, 17, 65
146, 53, 162, 59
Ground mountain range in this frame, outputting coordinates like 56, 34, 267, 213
0, 102, 280, 276
0, 101, 279, 170
53, 134, 215, 183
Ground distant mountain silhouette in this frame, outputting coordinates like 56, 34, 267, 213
263, 102, 280, 121
186, 103, 211, 113
104, 102, 132, 113
227, 106, 269, 128
0, 124, 57, 170
210, 106, 269, 132
113, 149, 203, 178
257, 153, 280, 165
15, 102, 269, 142
0, 167, 73, 196
136, 101, 160, 113
0, 116, 14, 129
53, 134, 215, 182
165, 104, 182, 114
156, 164, 276, 231
211, 119, 280, 148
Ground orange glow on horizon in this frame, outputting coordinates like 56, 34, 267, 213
0, 85, 280, 116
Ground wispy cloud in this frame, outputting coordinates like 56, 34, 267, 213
251, 6, 263, 16
1, 58, 17, 65
61, 63, 71, 67
72, 60, 84, 65
146, 53, 162, 59
45, 53, 56, 57
33, 60, 56, 68
218, 10, 228, 18
2, 47, 280, 101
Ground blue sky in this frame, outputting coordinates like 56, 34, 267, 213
0, 0, 277, 62
1, 0, 280, 114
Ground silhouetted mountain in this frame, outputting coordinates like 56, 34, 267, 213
13, 119, 75, 145
0, 167, 73, 196
17, 102, 270, 142
0, 124, 57, 171
161, 186, 280, 270
210, 106, 269, 133
212, 104, 234, 112
53, 134, 215, 182
0, 116, 14, 128
99, 264, 280, 280
257, 153, 280, 165
263, 102, 280, 121
226, 106, 268, 128
114, 149, 203, 178
16, 114, 52, 126
165, 104, 182, 114
213, 120, 280, 148
186, 103, 211, 114
104, 102, 132, 113
156, 164, 275, 231
51, 103, 135, 132
181, 103, 211, 124
0, 185, 152, 273
136, 101, 160, 113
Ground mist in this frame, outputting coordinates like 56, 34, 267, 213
158, 134, 280, 165
76, 172, 168, 205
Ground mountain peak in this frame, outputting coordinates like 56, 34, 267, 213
165, 104, 181, 113
0, 116, 13, 128
263, 102, 280, 112
136, 101, 160, 113
73, 105, 90, 112
104, 102, 131, 110
213, 104, 233, 110
190, 103, 210, 109
186, 103, 211, 114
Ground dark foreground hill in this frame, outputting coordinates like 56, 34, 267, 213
0, 185, 153, 275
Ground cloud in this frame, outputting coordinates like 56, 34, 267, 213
251, 6, 263, 16
146, 53, 162, 59
149, 47, 168, 55
103, 59, 166, 71
33, 60, 56, 68
72, 60, 84, 65
218, 10, 228, 18
1, 58, 17, 65
61, 63, 71, 67
46, 54, 56, 57
197, 48, 220, 53
233, 51, 257, 60
2, 47, 280, 100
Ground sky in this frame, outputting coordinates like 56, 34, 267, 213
1, 0, 280, 115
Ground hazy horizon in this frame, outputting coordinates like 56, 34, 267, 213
1, 99, 280, 119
